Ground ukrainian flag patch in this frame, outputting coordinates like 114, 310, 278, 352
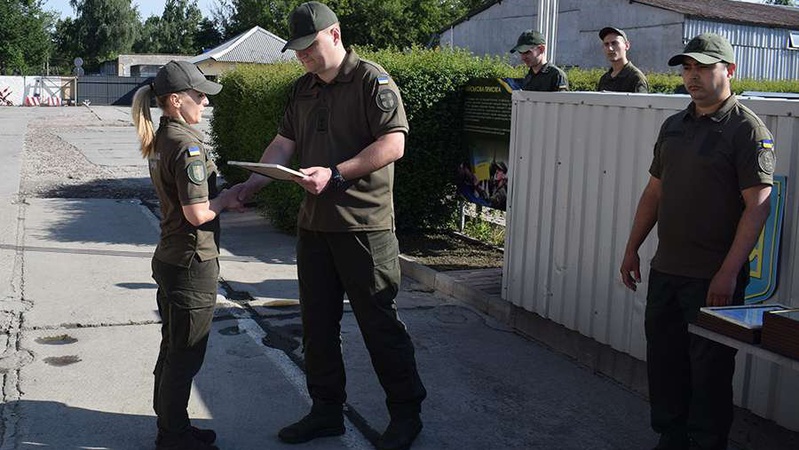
377, 75, 390, 85
187, 146, 201, 157
759, 139, 774, 149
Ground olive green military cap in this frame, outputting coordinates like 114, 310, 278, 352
282, 1, 339, 52
152, 60, 221, 96
668, 33, 735, 66
510, 30, 546, 53
599, 26, 627, 41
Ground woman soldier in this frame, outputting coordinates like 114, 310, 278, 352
132, 61, 241, 450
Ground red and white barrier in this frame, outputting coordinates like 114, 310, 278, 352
44, 96, 62, 106
23, 96, 40, 106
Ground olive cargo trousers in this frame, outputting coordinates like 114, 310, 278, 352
297, 228, 427, 419
152, 257, 218, 436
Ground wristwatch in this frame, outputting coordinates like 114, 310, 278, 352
328, 166, 347, 191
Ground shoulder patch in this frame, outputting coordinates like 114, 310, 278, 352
758, 148, 776, 175
187, 146, 201, 157
376, 88, 399, 112
759, 139, 774, 149
377, 74, 390, 85
187, 160, 207, 185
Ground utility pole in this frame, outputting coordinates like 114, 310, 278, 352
536, 0, 560, 64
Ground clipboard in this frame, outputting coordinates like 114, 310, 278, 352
228, 161, 307, 181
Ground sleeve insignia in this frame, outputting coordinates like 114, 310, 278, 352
187, 160, 207, 185
187, 146, 201, 157
377, 75, 390, 85
376, 89, 398, 112
758, 139, 773, 149
758, 148, 776, 175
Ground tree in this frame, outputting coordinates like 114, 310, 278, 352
765, 0, 795, 5
0, 0, 55, 75
157, 0, 204, 53
215, 0, 487, 49
134, 0, 209, 55
67, 0, 140, 71
195, 18, 224, 53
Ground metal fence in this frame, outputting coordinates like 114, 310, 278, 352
504, 90, 799, 431
76, 76, 153, 106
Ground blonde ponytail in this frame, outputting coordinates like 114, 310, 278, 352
132, 84, 156, 158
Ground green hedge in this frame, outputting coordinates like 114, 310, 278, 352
567, 67, 799, 94
212, 50, 798, 234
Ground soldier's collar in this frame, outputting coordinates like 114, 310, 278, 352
685, 94, 736, 122
159, 115, 204, 140
310, 49, 359, 87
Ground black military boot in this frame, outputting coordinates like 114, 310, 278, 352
155, 428, 219, 450
278, 405, 345, 444
156, 426, 216, 447
376, 415, 423, 450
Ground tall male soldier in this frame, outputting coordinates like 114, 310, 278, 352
620, 33, 774, 450
237, 2, 426, 450
510, 29, 568, 91
597, 26, 648, 93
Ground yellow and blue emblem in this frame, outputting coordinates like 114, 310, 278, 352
377, 75, 390, 85
746, 176, 786, 303
187, 145, 201, 157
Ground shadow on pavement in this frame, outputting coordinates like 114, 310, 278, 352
0, 400, 160, 449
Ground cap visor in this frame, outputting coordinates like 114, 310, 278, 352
194, 79, 222, 95
282, 34, 317, 53
511, 44, 533, 54
668, 52, 722, 66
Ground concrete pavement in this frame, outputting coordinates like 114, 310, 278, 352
0, 105, 664, 449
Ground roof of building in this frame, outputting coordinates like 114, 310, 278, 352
632, 0, 799, 29
190, 26, 294, 64
440, 0, 799, 33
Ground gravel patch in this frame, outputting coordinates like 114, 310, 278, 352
20, 113, 154, 200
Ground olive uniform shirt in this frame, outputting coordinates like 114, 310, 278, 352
149, 116, 220, 268
521, 62, 569, 91
279, 49, 409, 232
597, 62, 648, 93
649, 95, 775, 279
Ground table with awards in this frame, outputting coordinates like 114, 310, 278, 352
689, 304, 799, 372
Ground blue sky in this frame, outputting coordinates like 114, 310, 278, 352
43, 0, 217, 20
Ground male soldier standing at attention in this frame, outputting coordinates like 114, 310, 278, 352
510, 30, 568, 91
597, 26, 649, 93
237, 2, 426, 450
620, 33, 774, 450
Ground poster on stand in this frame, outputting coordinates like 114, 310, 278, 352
457, 78, 515, 211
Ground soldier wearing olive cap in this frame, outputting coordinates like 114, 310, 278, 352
237, 2, 426, 449
620, 33, 774, 450
510, 29, 568, 91
132, 61, 243, 450
597, 26, 648, 93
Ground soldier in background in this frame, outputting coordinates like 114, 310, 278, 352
597, 26, 648, 93
510, 30, 568, 91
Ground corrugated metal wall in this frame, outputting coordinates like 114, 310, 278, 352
505, 91, 799, 430
685, 18, 799, 81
